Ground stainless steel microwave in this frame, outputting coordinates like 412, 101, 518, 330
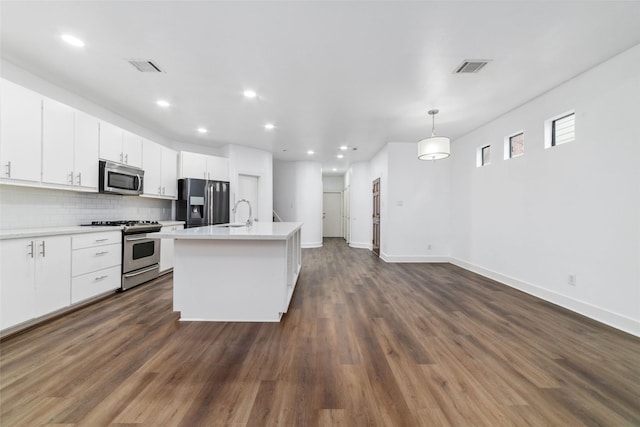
99, 160, 144, 195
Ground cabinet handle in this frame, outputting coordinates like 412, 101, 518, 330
40, 241, 46, 257
95, 238, 109, 242
95, 251, 109, 256
27, 241, 34, 258
5, 161, 11, 177
162, 186, 165, 195
95, 275, 108, 281
76, 172, 82, 186
120, 152, 124, 162
69, 171, 74, 184
124, 153, 128, 164
158, 186, 162, 195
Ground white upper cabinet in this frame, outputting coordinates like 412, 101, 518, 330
178, 151, 229, 181
142, 139, 177, 199
179, 151, 207, 179
99, 122, 142, 168
42, 99, 99, 190
73, 111, 99, 190
161, 146, 178, 198
122, 131, 142, 168
0, 79, 42, 183
42, 98, 75, 185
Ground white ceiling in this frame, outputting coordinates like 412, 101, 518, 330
2, 1, 639, 175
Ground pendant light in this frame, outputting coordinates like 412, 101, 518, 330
418, 109, 450, 160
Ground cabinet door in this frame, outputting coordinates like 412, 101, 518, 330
159, 225, 183, 272
161, 147, 178, 198
0, 238, 36, 329
206, 155, 229, 181
122, 131, 142, 168
73, 110, 99, 190
0, 79, 42, 182
179, 151, 207, 179
99, 121, 123, 163
142, 139, 162, 196
42, 98, 75, 186
34, 236, 71, 316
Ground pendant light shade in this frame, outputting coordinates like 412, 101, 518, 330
418, 109, 450, 160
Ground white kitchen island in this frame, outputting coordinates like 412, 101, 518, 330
151, 222, 302, 322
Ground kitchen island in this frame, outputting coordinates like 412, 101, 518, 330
151, 222, 302, 322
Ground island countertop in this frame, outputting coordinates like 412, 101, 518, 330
150, 222, 303, 241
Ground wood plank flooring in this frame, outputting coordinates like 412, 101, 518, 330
1, 237, 639, 426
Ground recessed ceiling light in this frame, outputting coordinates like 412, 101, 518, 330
197, 127, 208, 134
264, 123, 275, 130
156, 100, 170, 108
61, 34, 85, 47
243, 90, 257, 99
339, 145, 348, 151
337, 154, 344, 159
332, 168, 337, 172
307, 150, 315, 155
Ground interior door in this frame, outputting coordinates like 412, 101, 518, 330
237, 174, 259, 223
322, 192, 342, 237
372, 178, 380, 256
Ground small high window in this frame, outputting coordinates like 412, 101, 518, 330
504, 131, 524, 159
477, 145, 491, 167
545, 110, 575, 148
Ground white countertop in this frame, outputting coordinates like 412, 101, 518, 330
0, 225, 123, 240
158, 220, 186, 227
150, 222, 303, 241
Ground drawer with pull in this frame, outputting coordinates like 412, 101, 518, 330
71, 265, 121, 303
72, 243, 121, 277
72, 231, 121, 250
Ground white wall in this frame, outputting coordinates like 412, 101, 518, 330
348, 162, 373, 249
450, 44, 640, 336
272, 160, 323, 248
225, 144, 273, 223
322, 175, 344, 192
383, 142, 451, 262
273, 160, 297, 222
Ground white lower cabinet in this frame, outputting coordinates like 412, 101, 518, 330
159, 224, 184, 273
71, 231, 121, 304
0, 236, 71, 330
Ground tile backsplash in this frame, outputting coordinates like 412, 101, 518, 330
0, 185, 173, 230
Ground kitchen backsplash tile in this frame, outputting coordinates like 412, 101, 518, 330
0, 186, 173, 230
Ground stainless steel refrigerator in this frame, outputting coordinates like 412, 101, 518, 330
176, 178, 230, 228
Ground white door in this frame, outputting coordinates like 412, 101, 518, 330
142, 139, 162, 196
343, 186, 350, 243
236, 174, 259, 223
323, 192, 342, 237
73, 110, 99, 190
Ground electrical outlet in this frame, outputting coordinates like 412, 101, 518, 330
568, 274, 576, 286
427, 244, 432, 250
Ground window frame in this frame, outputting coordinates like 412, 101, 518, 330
503, 130, 525, 159
545, 110, 575, 148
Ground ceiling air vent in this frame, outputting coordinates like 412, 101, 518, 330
454, 60, 490, 74
127, 59, 163, 73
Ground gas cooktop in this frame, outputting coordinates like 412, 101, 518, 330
88, 220, 160, 227
83, 220, 162, 234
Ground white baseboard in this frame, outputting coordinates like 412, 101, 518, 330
380, 252, 450, 263
449, 257, 640, 338
302, 241, 322, 248
349, 241, 372, 250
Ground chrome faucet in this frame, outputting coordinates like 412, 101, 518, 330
232, 199, 253, 227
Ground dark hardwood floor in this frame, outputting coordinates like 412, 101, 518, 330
1, 237, 639, 426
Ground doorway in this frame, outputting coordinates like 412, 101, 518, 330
236, 174, 259, 223
372, 178, 380, 256
323, 192, 342, 237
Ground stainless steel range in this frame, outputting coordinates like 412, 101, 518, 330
88, 220, 162, 290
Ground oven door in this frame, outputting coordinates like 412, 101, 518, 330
123, 233, 160, 273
